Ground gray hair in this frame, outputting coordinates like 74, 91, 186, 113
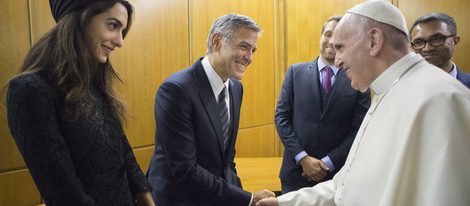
345, 13, 409, 51
206, 13, 261, 53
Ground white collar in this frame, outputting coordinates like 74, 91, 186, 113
317, 56, 339, 75
449, 63, 457, 79
202, 56, 230, 101
370, 53, 423, 95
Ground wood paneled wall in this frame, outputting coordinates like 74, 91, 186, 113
0, 1, 43, 205
286, 0, 392, 66
0, 0, 469, 205
0, 0, 282, 205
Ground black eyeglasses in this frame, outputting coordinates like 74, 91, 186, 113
411, 34, 455, 50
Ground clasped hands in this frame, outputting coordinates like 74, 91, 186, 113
299, 156, 329, 182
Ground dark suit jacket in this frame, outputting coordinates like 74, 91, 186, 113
275, 58, 370, 190
147, 59, 251, 206
456, 68, 470, 88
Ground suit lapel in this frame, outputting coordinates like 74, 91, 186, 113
309, 60, 322, 110
226, 80, 240, 156
321, 69, 347, 118
457, 68, 470, 83
194, 62, 226, 154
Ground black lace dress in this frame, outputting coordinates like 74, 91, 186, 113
6, 72, 151, 206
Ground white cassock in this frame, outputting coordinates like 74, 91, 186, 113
278, 53, 470, 206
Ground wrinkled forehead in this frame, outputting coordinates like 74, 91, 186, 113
333, 15, 354, 42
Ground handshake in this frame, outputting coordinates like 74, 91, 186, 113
252, 190, 279, 206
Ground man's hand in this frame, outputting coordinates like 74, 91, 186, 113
252, 189, 275, 206
135, 192, 155, 206
256, 197, 278, 206
299, 156, 329, 182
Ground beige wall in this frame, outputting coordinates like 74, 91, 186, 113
0, 0, 469, 205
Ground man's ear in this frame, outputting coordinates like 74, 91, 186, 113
211, 33, 223, 52
453, 35, 460, 46
369, 27, 384, 56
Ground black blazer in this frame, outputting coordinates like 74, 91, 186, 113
456, 68, 470, 88
147, 59, 251, 206
275, 58, 370, 187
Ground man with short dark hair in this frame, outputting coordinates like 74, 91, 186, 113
410, 13, 470, 88
275, 15, 370, 194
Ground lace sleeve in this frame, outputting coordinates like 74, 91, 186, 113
121, 135, 152, 194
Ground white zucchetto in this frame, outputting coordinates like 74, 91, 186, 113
347, 0, 408, 36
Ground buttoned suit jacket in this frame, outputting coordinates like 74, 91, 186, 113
147, 59, 251, 206
275, 58, 370, 190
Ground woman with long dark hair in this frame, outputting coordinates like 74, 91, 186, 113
6, 0, 155, 205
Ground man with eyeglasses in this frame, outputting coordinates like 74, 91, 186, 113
410, 13, 470, 88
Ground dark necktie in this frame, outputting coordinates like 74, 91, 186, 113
217, 86, 229, 150
322, 66, 333, 94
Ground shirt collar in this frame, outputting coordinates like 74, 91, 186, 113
370, 52, 423, 95
202, 56, 230, 99
317, 57, 339, 76
449, 62, 457, 78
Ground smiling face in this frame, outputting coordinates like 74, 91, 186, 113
212, 27, 259, 81
320, 20, 338, 65
410, 20, 458, 72
333, 16, 375, 92
86, 3, 128, 64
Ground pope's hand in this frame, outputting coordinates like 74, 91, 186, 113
256, 197, 278, 206
252, 189, 275, 206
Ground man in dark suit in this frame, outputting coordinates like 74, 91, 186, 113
147, 13, 274, 206
410, 13, 470, 88
275, 15, 370, 193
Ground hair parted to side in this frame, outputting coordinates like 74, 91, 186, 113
345, 13, 409, 51
409, 13, 457, 38
321, 15, 342, 34
206, 13, 262, 53
9, 0, 133, 124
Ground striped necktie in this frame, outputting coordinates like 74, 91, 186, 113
217, 86, 229, 150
